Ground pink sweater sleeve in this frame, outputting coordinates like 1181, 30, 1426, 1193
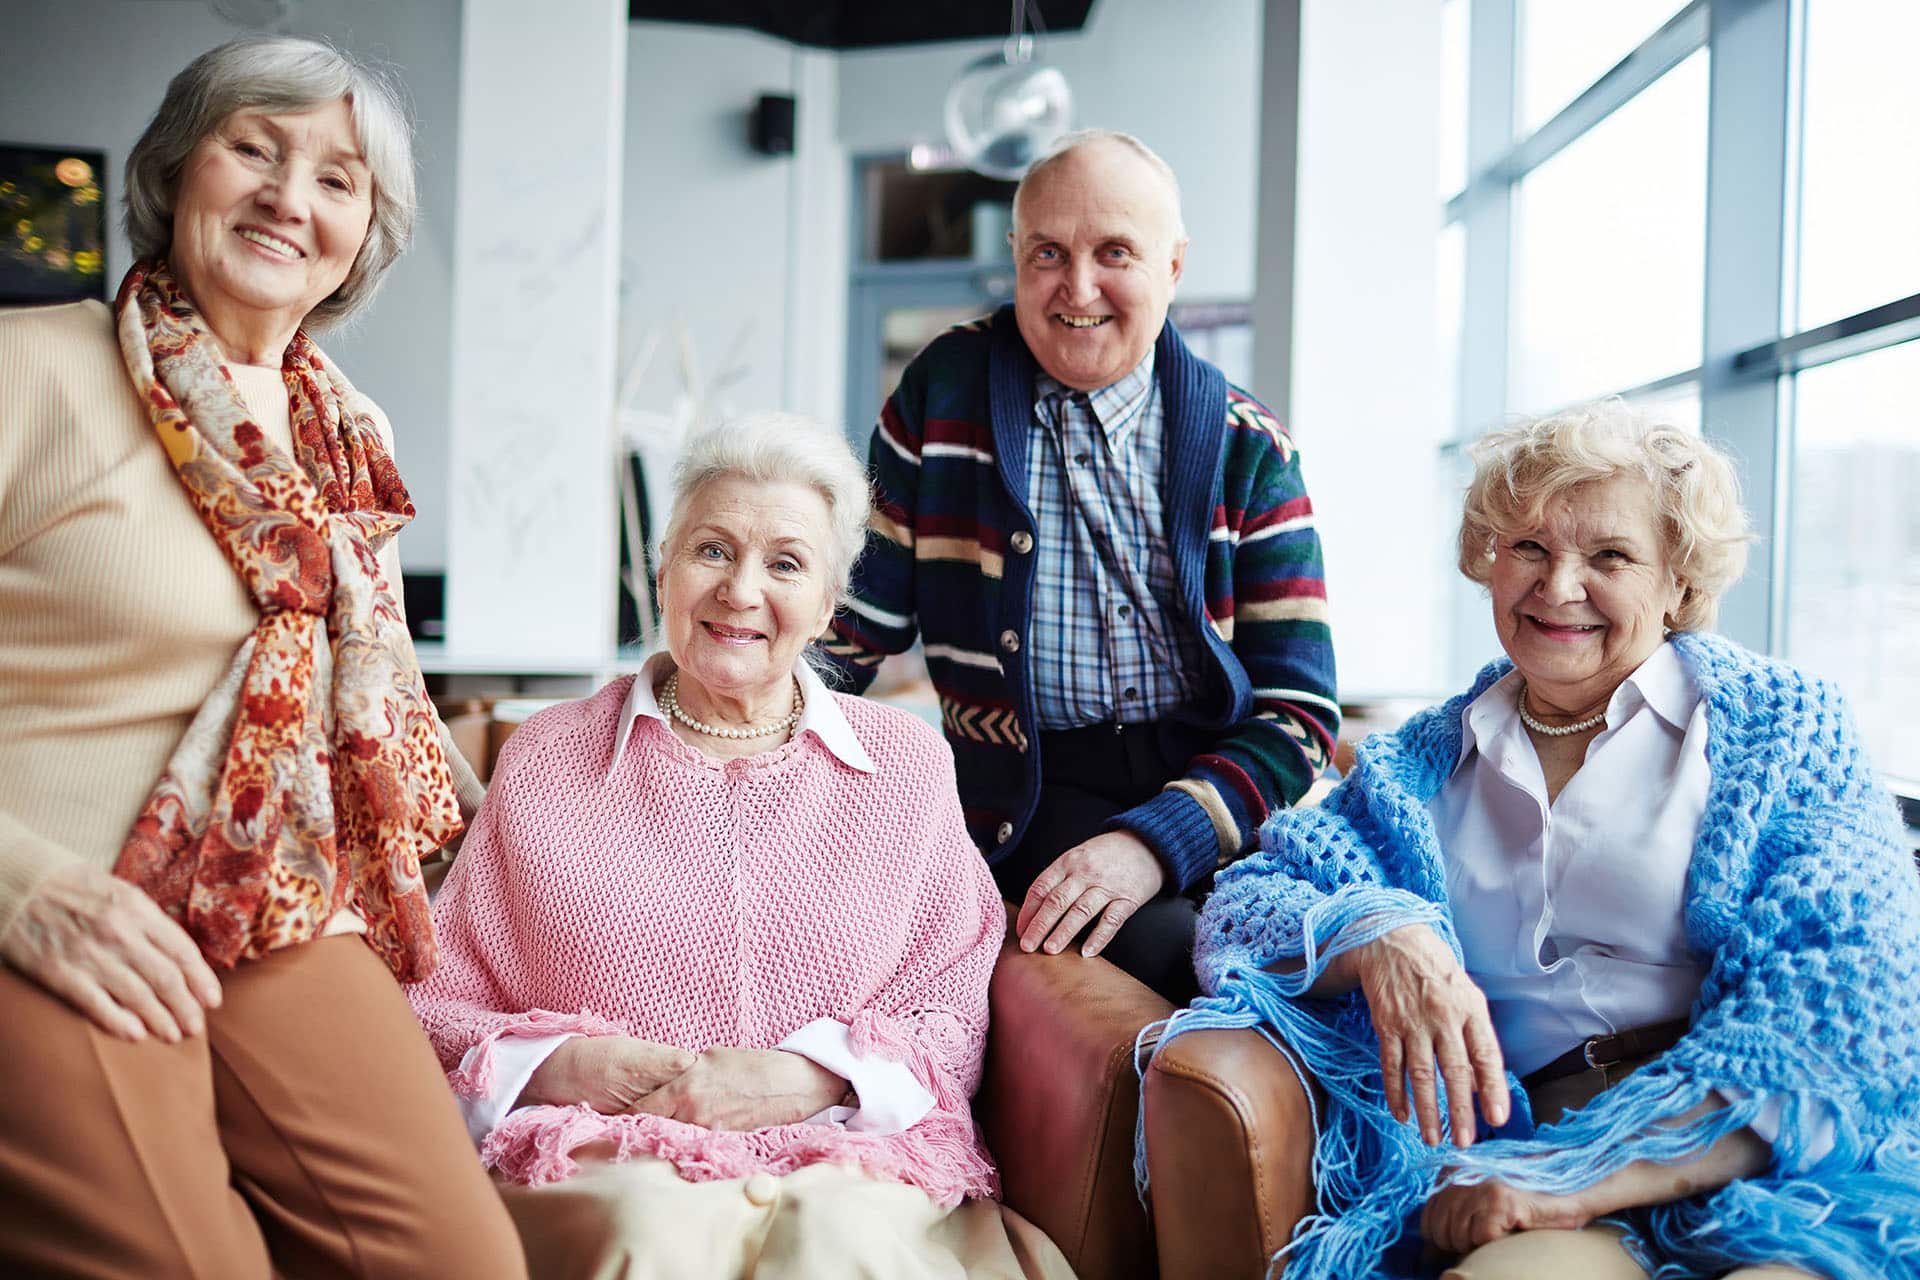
405, 749, 624, 1099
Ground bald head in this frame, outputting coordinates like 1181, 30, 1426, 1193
1012, 130, 1187, 245
1008, 130, 1189, 391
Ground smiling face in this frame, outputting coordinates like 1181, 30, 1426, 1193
1488, 472, 1688, 715
658, 475, 838, 721
1011, 140, 1187, 391
168, 98, 373, 361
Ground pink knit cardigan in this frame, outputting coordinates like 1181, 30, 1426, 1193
406, 677, 1005, 1206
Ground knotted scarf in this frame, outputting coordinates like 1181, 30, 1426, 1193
110, 260, 459, 982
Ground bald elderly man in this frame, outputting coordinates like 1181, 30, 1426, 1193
819, 131, 1338, 1000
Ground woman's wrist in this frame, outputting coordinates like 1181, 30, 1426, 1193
779, 1049, 851, 1112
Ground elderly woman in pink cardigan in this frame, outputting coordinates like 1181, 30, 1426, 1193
408, 414, 1069, 1279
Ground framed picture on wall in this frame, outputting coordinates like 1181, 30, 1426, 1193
0, 143, 109, 305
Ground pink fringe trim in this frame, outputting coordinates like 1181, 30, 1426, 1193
482, 1104, 999, 1209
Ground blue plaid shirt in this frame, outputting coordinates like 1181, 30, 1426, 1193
1026, 348, 1208, 730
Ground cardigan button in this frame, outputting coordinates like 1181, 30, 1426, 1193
999, 629, 1020, 653
1009, 531, 1034, 554
996, 822, 1014, 844
743, 1173, 778, 1206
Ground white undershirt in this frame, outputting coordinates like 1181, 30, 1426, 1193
1428, 641, 1832, 1162
1429, 642, 1711, 1079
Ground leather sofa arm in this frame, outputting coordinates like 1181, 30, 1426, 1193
1143, 1027, 1317, 1280
977, 918, 1174, 1280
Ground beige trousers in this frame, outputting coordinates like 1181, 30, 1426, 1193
496, 1156, 1075, 1280
1444, 1224, 1820, 1279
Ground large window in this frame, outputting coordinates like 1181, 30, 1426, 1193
1508, 51, 1706, 412
1445, 0, 1920, 792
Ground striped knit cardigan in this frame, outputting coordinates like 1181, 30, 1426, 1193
819, 307, 1339, 892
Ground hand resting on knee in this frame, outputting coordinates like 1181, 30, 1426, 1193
1, 862, 223, 1043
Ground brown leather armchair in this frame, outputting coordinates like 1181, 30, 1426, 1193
977, 920, 1315, 1280
1142, 1028, 1315, 1279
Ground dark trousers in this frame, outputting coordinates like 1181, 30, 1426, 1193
993, 721, 1212, 1003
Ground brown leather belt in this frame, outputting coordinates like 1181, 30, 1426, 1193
1521, 1018, 1690, 1090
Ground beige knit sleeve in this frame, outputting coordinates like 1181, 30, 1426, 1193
0, 811, 85, 947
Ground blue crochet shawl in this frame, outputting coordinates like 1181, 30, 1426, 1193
1144, 632, 1920, 1279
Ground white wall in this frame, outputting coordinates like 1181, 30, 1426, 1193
618, 24, 847, 434
621, 23, 796, 420
834, 0, 1265, 303
1286, 0, 1450, 699
0, 0, 463, 570
442, 0, 625, 667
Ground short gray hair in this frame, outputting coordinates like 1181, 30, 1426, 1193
123, 35, 416, 328
1013, 128, 1188, 241
661, 413, 873, 607
1458, 399, 1754, 631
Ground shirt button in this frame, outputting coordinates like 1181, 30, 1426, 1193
743, 1173, 778, 1206
1073, 451, 1090, 466
1117, 603, 1133, 619
996, 821, 1014, 844
1010, 531, 1034, 554
999, 628, 1020, 653
1123, 686, 1139, 700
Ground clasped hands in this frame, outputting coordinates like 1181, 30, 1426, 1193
1355, 924, 1597, 1253
515, 1036, 849, 1132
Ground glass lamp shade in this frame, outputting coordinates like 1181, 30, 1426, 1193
943, 54, 1073, 179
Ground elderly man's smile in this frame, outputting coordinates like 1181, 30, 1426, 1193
1055, 314, 1110, 328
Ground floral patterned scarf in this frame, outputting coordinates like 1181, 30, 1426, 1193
110, 260, 459, 982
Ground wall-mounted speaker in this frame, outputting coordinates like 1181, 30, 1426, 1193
750, 93, 796, 156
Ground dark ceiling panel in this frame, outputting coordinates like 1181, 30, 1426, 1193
627, 1, 1096, 50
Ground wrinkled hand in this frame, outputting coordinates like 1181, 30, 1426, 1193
626, 1046, 848, 1131
1421, 1177, 1592, 1255
1356, 924, 1508, 1147
517, 1035, 697, 1113
1, 862, 222, 1043
1016, 831, 1166, 958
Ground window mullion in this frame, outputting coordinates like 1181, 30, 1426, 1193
1699, 0, 1794, 653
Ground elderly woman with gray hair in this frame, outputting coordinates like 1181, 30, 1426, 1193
0, 35, 518, 1276
1149, 401, 1920, 1280
408, 413, 1071, 1279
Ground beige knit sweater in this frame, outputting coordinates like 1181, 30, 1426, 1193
0, 300, 480, 946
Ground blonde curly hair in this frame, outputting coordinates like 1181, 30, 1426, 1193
1458, 399, 1754, 631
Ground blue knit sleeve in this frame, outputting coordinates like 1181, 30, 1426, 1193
1195, 792, 1449, 998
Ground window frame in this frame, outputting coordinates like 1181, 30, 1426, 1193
1444, 0, 1920, 803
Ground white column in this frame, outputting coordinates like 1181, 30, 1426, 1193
1250, 0, 1300, 414
443, 0, 626, 667
784, 45, 849, 431
1281, 0, 1448, 699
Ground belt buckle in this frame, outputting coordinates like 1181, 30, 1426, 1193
1581, 1037, 1610, 1070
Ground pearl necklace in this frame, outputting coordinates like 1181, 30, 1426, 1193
1517, 684, 1606, 737
660, 672, 802, 740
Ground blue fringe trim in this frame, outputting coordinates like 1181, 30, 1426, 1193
1138, 886, 1450, 1278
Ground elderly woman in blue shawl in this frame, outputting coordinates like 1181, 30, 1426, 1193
1153, 402, 1920, 1280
